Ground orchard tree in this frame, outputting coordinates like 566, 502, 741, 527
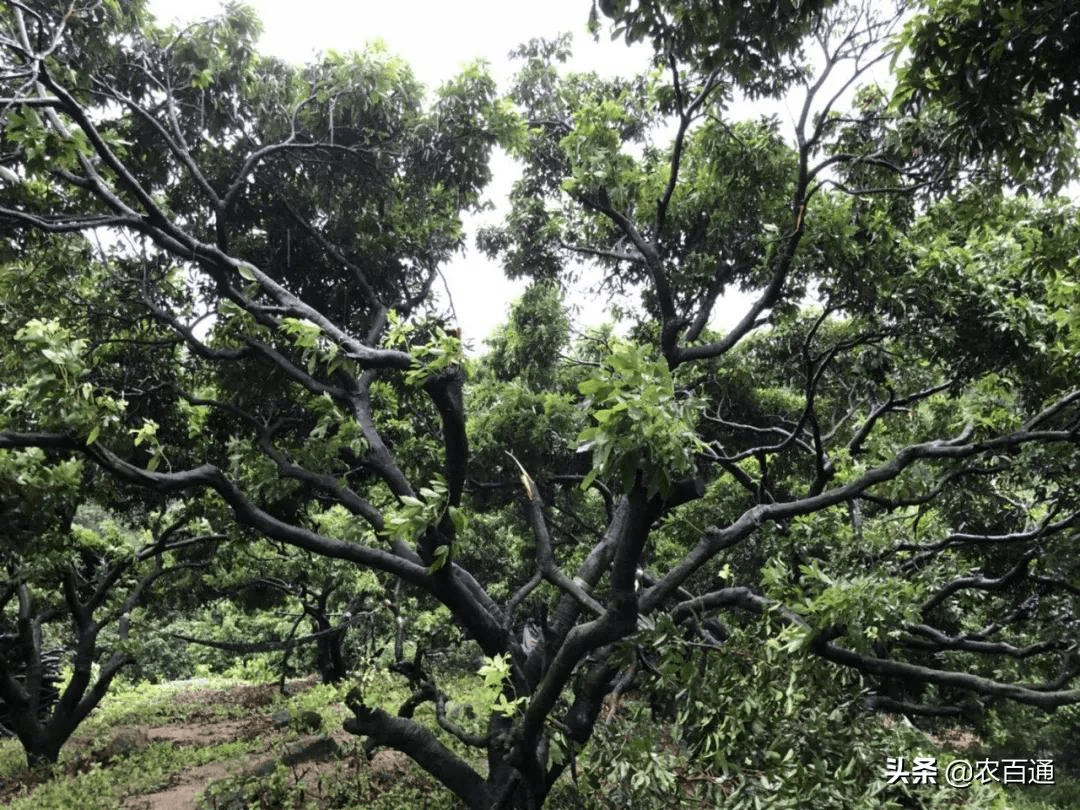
1, 1, 1079, 808
895, 0, 1080, 189
0, 199, 221, 768
168, 527, 389, 687
0, 469, 217, 768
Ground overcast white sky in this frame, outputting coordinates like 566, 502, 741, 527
145, 0, 663, 348
148, 0, 641, 89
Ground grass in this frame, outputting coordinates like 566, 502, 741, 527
80, 678, 248, 730
4, 666, 1078, 809
3, 739, 258, 810
0, 669, 466, 809
198, 751, 462, 810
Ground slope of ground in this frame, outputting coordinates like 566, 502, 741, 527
0, 676, 451, 810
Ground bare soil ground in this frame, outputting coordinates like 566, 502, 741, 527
0, 678, 430, 810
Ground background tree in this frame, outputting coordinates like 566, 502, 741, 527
0, 201, 217, 769
0, 472, 216, 768
166, 525, 389, 687
0, 1, 1078, 808
895, 0, 1080, 190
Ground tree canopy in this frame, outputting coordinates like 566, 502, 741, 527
1, 1, 1079, 807
896, 0, 1080, 189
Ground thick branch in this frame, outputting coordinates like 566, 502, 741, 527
345, 694, 489, 809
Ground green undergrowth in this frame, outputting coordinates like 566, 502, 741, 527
0, 678, 243, 782
82, 678, 249, 730
4, 667, 1077, 810
2, 739, 256, 810
0, 739, 25, 780
0, 669, 464, 809
198, 753, 459, 810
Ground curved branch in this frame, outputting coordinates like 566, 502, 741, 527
345, 693, 489, 809
921, 552, 1037, 615
0, 430, 431, 585
643, 404, 1079, 612
902, 624, 1061, 659
812, 633, 1080, 712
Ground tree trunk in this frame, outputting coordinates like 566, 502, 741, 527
22, 733, 63, 769
315, 621, 347, 684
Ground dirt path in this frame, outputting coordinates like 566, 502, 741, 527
122, 758, 242, 810
1, 678, 434, 809
118, 680, 347, 810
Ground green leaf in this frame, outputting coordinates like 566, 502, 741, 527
426, 544, 451, 573
448, 505, 467, 534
